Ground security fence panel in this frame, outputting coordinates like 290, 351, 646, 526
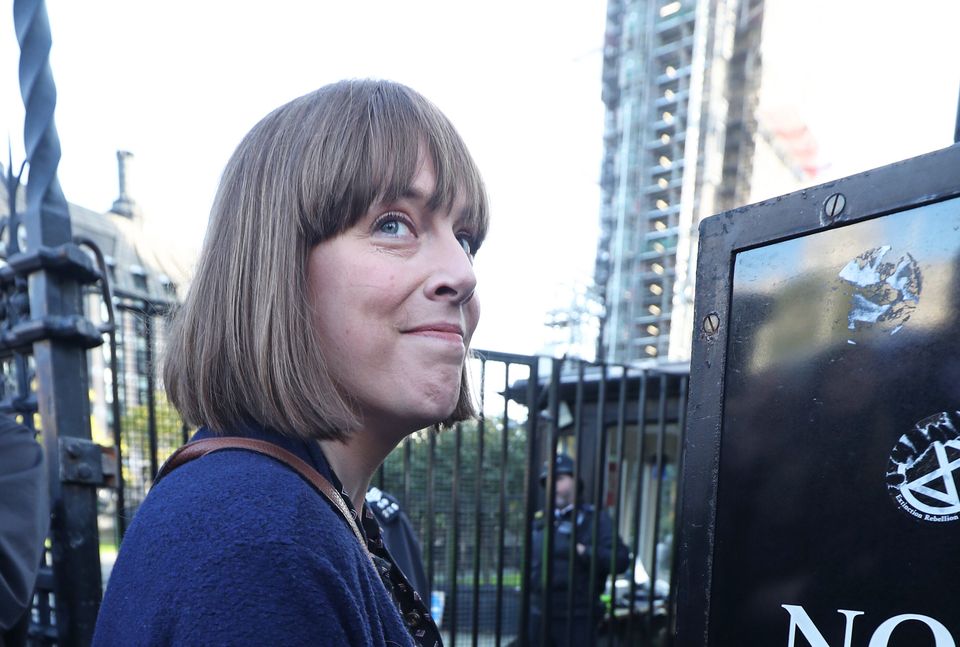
376, 352, 688, 647
378, 351, 542, 647
675, 144, 960, 646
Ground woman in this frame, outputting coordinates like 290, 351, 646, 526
93, 80, 488, 646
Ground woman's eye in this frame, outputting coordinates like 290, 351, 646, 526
456, 234, 475, 256
376, 215, 412, 237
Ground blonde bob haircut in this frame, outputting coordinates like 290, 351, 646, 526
164, 79, 489, 442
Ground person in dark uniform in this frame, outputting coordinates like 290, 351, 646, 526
366, 486, 430, 604
529, 453, 629, 647
0, 414, 49, 647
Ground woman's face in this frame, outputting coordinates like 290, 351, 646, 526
307, 156, 480, 439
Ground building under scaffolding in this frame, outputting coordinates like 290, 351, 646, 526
595, 0, 767, 364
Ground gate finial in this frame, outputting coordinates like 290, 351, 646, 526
14, 0, 70, 244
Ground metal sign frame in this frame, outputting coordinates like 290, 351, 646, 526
672, 143, 960, 645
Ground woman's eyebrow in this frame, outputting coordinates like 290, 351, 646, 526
398, 186, 448, 214
400, 186, 429, 202
395, 184, 468, 218
371, 187, 430, 213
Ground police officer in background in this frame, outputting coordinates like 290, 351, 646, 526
366, 486, 430, 604
529, 453, 629, 646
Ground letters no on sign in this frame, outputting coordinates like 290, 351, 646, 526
782, 605, 955, 647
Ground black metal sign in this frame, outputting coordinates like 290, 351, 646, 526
674, 144, 960, 646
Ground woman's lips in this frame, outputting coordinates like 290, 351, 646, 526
403, 323, 465, 344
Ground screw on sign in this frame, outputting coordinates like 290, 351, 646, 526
702, 312, 721, 335
822, 193, 847, 224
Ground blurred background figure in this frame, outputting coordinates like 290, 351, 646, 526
366, 486, 430, 604
0, 414, 49, 647
528, 453, 629, 646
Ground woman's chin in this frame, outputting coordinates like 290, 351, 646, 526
407, 399, 461, 432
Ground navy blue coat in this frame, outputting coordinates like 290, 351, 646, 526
93, 423, 413, 646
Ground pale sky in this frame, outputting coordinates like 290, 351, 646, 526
2, 1, 958, 358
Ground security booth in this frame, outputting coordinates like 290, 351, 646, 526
674, 143, 960, 646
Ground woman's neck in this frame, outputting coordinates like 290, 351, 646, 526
318, 431, 398, 511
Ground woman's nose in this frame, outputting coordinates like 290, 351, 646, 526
424, 231, 478, 305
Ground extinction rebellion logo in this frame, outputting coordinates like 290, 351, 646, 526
887, 411, 960, 523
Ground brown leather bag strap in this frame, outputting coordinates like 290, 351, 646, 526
156, 438, 373, 565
